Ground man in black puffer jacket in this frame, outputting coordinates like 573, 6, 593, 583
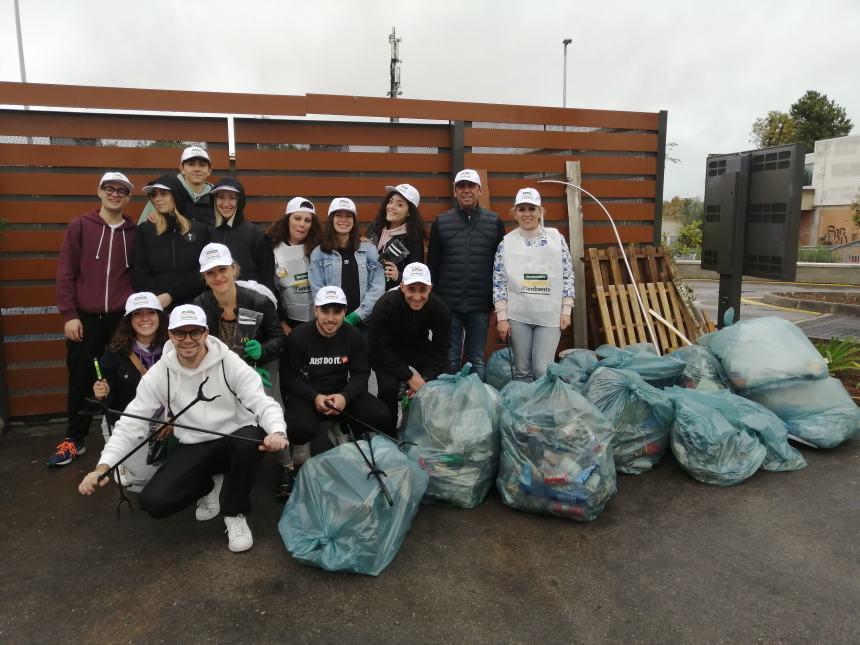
427, 169, 505, 381
209, 177, 276, 293
369, 262, 450, 421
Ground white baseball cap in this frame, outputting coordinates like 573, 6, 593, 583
211, 184, 240, 194
181, 145, 211, 164
401, 262, 432, 286
198, 243, 234, 273
168, 304, 208, 330
514, 188, 542, 207
384, 183, 420, 208
99, 172, 134, 192
314, 286, 348, 307
454, 169, 481, 186
141, 182, 172, 194
286, 196, 316, 215
328, 197, 357, 216
124, 291, 162, 316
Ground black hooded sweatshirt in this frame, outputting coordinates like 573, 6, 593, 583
208, 177, 275, 292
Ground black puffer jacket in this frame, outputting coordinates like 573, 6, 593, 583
426, 206, 505, 313
365, 222, 425, 291
193, 284, 284, 366
208, 177, 276, 292
133, 217, 209, 306
368, 288, 450, 381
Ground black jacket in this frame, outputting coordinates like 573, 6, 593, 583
368, 288, 450, 381
283, 321, 369, 404
133, 218, 209, 306
98, 349, 146, 425
426, 206, 505, 313
365, 222, 425, 291
208, 177, 276, 292
193, 285, 284, 366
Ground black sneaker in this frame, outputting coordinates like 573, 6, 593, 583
274, 464, 296, 501
46, 438, 86, 467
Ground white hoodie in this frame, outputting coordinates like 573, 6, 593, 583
99, 336, 286, 468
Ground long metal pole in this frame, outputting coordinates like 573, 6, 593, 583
562, 38, 572, 108
14, 0, 27, 84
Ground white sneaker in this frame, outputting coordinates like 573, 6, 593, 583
224, 515, 253, 552
195, 473, 224, 521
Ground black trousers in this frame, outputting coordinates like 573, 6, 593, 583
284, 392, 393, 455
138, 426, 266, 519
376, 360, 429, 421
66, 311, 123, 442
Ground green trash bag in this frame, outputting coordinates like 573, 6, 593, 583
582, 367, 675, 474
666, 387, 806, 472
496, 363, 617, 521
742, 377, 860, 449
667, 388, 772, 485
596, 343, 685, 388
671, 344, 731, 392
701, 316, 828, 390
486, 347, 514, 391
278, 436, 428, 576
402, 364, 501, 508
556, 349, 599, 392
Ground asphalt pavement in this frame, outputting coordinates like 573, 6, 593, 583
1, 427, 857, 643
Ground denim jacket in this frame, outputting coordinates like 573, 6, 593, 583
309, 241, 385, 322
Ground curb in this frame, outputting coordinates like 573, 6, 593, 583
764, 293, 860, 317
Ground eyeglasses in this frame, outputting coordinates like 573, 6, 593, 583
171, 329, 205, 340
100, 185, 130, 197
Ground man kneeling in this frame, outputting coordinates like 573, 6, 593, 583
283, 286, 393, 455
79, 304, 288, 553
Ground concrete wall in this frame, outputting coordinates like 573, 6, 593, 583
812, 135, 860, 207
675, 260, 860, 285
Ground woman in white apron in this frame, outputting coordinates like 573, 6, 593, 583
492, 188, 574, 382
269, 197, 321, 333
267, 197, 321, 499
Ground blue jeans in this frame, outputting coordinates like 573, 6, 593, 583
447, 311, 490, 381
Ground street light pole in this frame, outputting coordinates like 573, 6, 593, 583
562, 38, 572, 108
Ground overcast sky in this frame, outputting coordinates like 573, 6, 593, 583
1, 0, 857, 199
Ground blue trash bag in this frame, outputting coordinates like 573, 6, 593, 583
667, 388, 770, 485
595, 343, 686, 388
486, 347, 514, 391
742, 377, 860, 449
670, 344, 731, 392
402, 365, 501, 508
666, 387, 806, 472
497, 363, 617, 521
582, 367, 675, 474
701, 316, 828, 390
556, 349, 600, 392
278, 436, 429, 576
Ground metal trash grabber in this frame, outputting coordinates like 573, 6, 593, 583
92, 367, 133, 516
325, 401, 394, 506
84, 376, 220, 483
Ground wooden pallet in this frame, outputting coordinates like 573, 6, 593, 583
584, 245, 711, 353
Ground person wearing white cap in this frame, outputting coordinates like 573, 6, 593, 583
268, 197, 321, 334
79, 304, 289, 553
192, 242, 284, 390
48, 171, 138, 468
138, 145, 214, 226
492, 188, 574, 382
365, 184, 426, 290
309, 198, 384, 328
133, 174, 210, 310
427, 169, 505, 380
90, 292, 168, 489
209, 177, 276, 293
282, 286, 393, 455
369, 262, 451, 422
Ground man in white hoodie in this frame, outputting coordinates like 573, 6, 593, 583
79, 304, 288, 552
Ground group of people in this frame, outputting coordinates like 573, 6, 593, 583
55, 145, 574, 552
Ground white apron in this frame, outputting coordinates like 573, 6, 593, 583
503, 227, 563, 327
274, 242, 313, 322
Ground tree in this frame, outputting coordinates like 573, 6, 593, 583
663, 196, 703, 225
670, 220, 702, 259
852, 191, 860, 229
790, 90, 853, 149
750, 111, 796, 147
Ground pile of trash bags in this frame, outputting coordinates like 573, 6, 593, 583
595, 343, 686, 388
582, 367, 675, 474
485, 347, 514, 391
670, 344, 731, 392
279, 436, 428, 576
555, 349, 600, 392
703, 317, 858, 448
497, 364, 617, 521
402, 365, 501, 507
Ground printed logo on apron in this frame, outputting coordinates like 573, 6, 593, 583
521, 273, 551, 296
